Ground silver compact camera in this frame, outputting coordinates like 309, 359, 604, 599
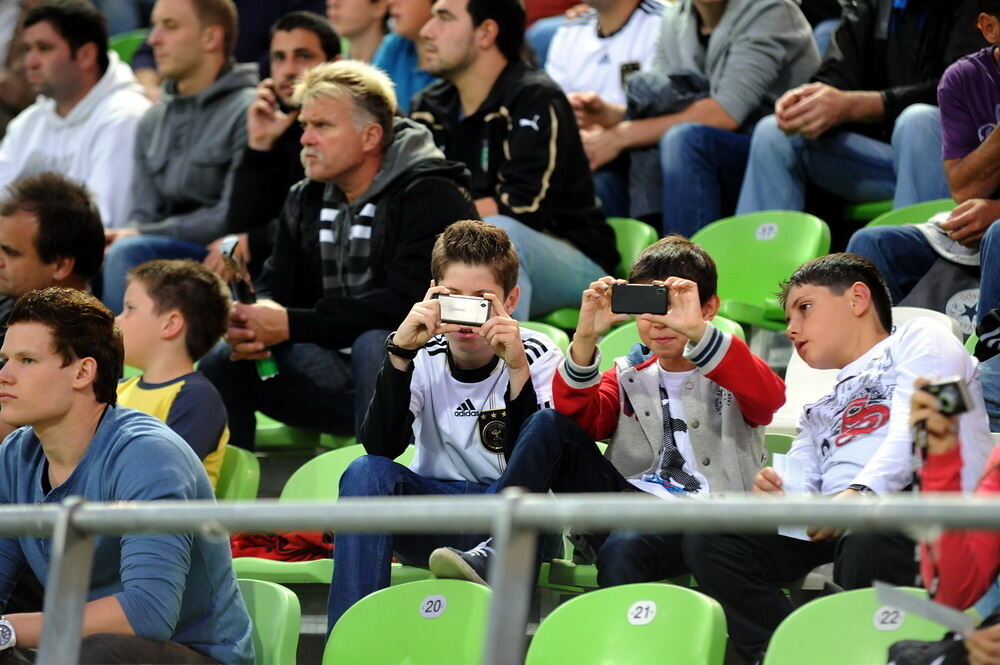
920, 376, 972, 416
433, 294, 492, 327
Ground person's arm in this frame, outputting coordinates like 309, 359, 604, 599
939, 64, 1000, 202
600, 97, 739, 154
134, 113, 251, 245
85, 109, 149, 229
286, 177, 477, 349
163, 377, 227, 460
553, 357, 622, 442
785, 423, 823, 493
684, 323, 786, 427
359, 353, 420, 459
125, 113, 162, 229
487, 86, 577, 230
8, 596, 134, 648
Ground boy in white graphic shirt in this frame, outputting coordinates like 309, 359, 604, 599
687, 253, 994, 665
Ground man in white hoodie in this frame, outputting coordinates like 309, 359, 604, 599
0, 0, 150, 230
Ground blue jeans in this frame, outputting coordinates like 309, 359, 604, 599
486, 215, 605, 320
736, 104, 949, 214
979, 355, 1000, 433
848, 220, 1000, 324
812, 19, 840, 57
493, 410, 685, 586
199, 328, 389, 448
327, 455, 498, 629
102, 234, 208, 313
659, 123, 751, 238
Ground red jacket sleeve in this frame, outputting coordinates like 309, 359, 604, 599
920, 445, 1000, 608
553, 354, 623, 442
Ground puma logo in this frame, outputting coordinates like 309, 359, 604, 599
519, 114, 541, 131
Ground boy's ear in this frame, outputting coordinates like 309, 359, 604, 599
701, 294, 720, 320
72, 356, 98, 392
849, 281, 874, 318
504, 285, 521, 318
161, 310, 185, 341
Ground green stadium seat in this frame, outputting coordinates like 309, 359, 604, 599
519, 321, 570, 353
237, 579, 301, 665
764, 432, 794, 464
108, 29, 149, 64
762, 587, 946, 665
865, 198, 954, 227
596, 317, 745, 372
323, 579, 491, 665
536, 217, 660, 331
233, 445, 430, 586
215, 445, 260, 500
843, 199, 892, 223
525, 583, 726, 665
691, 211, 831, 331
966, 332, 979, 354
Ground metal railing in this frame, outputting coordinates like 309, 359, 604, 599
13, 491, 1000, 664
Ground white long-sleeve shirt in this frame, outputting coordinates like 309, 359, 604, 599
789, 318, 993, 495
0, 52, 150, 228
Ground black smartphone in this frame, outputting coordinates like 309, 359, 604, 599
219, 236, 255, 304
610, 284, 668, 315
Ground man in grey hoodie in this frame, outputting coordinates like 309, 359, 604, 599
102, 0, 258, 313
199, 59, 477, 449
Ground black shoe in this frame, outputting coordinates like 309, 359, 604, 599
429, 539, 493, 585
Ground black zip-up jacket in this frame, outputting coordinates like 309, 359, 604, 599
256, 138, 476, 350
815, 0, 984, 140
411, 61, 620, 276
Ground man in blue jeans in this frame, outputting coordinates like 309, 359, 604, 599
411, 0, 619, 320
326, 220, 563, 629
736, 0, 984, 215
199, 61, 476, 448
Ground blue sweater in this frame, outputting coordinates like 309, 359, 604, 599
0, 406, 254, 665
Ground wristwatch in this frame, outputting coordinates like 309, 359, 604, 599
0, 616, 17, 652
385, 332, 419, 360
847, 483, 876, 497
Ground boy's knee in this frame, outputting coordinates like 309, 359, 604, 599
659, 122, 703, 156
339, 454, 404, 498
891, 103, 939, 144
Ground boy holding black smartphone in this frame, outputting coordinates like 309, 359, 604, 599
429, 235, 785, 587
326, 220, 564, 630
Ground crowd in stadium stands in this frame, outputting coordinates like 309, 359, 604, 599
0, 0, 997, 662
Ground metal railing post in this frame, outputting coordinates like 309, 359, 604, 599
37, 498, 94, 665
483, 488, 537, 665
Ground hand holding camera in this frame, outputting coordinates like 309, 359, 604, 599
392, 282, 463, 353
631, 277, 708, 344
478, 292, 528, 374
910, 376, 971, 456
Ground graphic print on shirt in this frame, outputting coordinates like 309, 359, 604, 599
814, 349, 895, 458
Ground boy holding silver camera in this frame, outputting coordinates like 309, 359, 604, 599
326, 220, 563, 630
429, 235, 785, 587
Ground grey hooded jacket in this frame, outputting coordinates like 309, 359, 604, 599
127, 63, 258, 245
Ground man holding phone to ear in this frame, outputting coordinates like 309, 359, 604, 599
326, 220, 564, 630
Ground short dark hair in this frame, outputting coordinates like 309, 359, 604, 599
467, 0, 524, 63
8, 287, 122, 405
980, 0, 1000, 18
778, 253, 893, 333
270, 11, 341, 60
191, 0, 239, 57
25, 0, 109, 74
431, 220, 519, 296
127, 260, 230, 361
628, 235, 717, 305
0, 173, 105, 284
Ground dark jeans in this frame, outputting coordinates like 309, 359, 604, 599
0, 634, 217, 665
327, 454, 498, 630
199, 329, 388, 449
684, 531, 918, 663
659, 123, 751, 238
499, 410, 687, 586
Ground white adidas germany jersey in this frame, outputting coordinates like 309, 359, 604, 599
407, 329, 563, 483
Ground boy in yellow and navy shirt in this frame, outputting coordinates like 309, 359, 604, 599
116, 260, 232, 487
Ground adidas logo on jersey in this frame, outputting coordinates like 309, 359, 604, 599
454, 399, 479, 417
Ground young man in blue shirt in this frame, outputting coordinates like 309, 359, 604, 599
0, 288, 254, 665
